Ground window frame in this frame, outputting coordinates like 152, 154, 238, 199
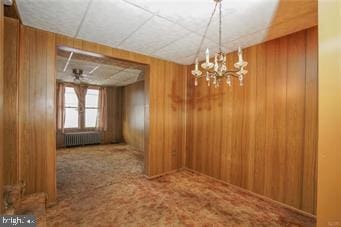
84, 87, 100, 129
62, 85, 101, 132
63, 86, 81, 130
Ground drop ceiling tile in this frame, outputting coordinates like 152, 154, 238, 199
177, 55, 197, 65
56, 55, 143, 86
125, 0, 214, 32
123, 68, 142, 75
153, 33, 218, 64
56, 56, 67, 72
77, 0, 153, 47
56, 72, 74, 83
114, 80, 137, 87
197, 0, 279, 45
68, 61, 97, 74
16, 0, 91, 37
119, 16, 190, 55
111, 70, 140, 82
226, 29, 268, 52
17, 0, 307, 65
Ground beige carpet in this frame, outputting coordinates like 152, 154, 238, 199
46, 144, 315, 226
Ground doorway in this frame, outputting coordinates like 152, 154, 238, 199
54, 46, 149, 200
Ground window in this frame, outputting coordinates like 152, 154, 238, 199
64, 87, 79, 128
60, 86, 102, 130
85, 89, 100, 128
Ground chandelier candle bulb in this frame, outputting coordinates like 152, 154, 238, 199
195, 58, 199, 71
206, 48, 210, 63
237, 47, 242, 62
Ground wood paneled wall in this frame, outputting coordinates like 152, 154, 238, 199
12, 24, 186, 203
102, 86, 123, 144
186, 27, 318, 214
4, 17, 19, 185
0, 2, 4, 214
19, 25, 56, 203
317, 0, 341, 224
123, 81, 145, 151
54, 35, 187, 176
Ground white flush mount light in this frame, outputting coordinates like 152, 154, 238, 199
191, 0, 248, 88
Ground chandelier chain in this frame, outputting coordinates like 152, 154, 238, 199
193, 1, 218, 62
219, 1, 222, 53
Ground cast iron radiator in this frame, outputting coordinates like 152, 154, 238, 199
64, 132, 101, 147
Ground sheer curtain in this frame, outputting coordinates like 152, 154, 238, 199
56, 83, 65, 132
73, 85, 87, 114
96, 87, 107, 131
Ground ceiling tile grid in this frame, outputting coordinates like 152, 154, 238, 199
15, 0, 315, 65
77, 0, 153, 47
153, 32, 219, 63
119, 16, 190, 55
56, 55, 143, 87
125, 0, 216, 33
16, 0, 91, 37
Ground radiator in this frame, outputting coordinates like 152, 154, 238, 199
64, 132, 101, 147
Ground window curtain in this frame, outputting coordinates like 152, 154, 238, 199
96, 87, 107, 131
56, 83, 65, 132
73, 85, 87, 114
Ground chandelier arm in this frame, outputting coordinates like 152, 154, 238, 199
223, 73, 240, 78
193, 2, 218, 62
194, 75, 205, 79
225, 70, 240, 73
205, 69, 239, 74
196, 72, 241, 80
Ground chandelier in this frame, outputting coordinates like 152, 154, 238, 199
191, 0, 248, 88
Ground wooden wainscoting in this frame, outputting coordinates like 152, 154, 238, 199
123, 81, 145, 151
186, 27, 318, 214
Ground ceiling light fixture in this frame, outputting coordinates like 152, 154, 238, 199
191, 0, 248, 88
63, 52, 74, 72
89, 65, 100, 74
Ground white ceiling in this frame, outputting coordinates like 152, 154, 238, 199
56, 55, 144, 87
16, 0, 283, 65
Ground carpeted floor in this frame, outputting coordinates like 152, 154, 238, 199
46, 144, 315, 226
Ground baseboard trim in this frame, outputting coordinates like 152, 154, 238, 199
46, 200, 57, 208
143, 168, 183, 180
182, 167, 316, 220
